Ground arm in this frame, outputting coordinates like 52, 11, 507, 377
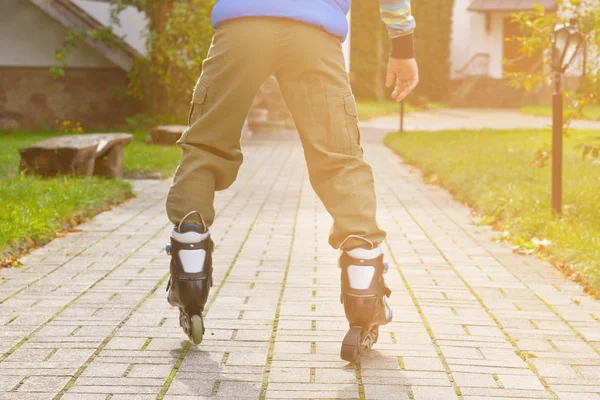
380, 0, 419, 101
380, 0, 416, 59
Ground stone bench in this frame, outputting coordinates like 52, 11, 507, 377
148, 125, 187, 146
19, 133, 133, 178
148, 118, 258, 146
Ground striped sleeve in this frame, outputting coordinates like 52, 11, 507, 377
380, 0, 416, 59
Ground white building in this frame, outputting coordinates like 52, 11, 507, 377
450, 0, 557, 79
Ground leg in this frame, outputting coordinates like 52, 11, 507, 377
275, 20, 391, 362
274, 21, 386, 250
165, 18, 277, 344
166, 18, 277, 228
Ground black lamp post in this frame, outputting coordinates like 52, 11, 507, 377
399, 100, 405, 133
550, 20, 584, 214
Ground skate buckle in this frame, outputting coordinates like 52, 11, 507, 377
165, 244, 171, 255
383, 262, 389, 274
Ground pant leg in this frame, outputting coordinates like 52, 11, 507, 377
274, 20, 386, 250
166, 18, 277, 227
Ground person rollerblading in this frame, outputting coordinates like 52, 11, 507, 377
166, 0, 418, 355
166, 212, 213, 344
339, 241, 392, 362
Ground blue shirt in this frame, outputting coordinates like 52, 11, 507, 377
210, 0, 416, 58
211, 0, 352, 40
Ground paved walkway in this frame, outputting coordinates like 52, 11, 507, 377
361, 108, 600, 132
1, 135, 599, 400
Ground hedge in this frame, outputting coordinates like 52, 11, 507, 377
350, 0, 389, 101
350, 0, 454, 102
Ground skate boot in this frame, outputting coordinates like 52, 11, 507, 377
166, 212, 214, 345
339, 246, 392, 362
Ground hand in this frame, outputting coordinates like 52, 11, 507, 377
385, 58, 419, 102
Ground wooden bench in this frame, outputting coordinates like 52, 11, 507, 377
20, 133, 133, 178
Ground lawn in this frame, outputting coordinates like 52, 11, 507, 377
357, 102, 405, 119
0, 131, 181, 264
521, 104, 600, 121
124, 132, 182, 178
385, 129, 600, 293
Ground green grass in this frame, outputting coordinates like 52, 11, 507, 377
0, 131, 181, 263
124, 132, 181, 178
521, 104, 600, 121
385, 129, 600, 292
357, 102, 406, 119
356, 101, 446, 120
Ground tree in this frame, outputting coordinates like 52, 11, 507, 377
411, 0, 454, 101
511, 0, 600, 159
350, 0, 389, 101
55, 0, 215, 123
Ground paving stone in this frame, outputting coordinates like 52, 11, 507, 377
215, 381, 262, 398
268, 367, 311, 383
17, 376, 71, 393
411, 386, 460, 400
497, 374, 547, 390
80, 362, 130, 377
362, 384, 411, 400
555, 394, 600, 400
127, 363, 175, 378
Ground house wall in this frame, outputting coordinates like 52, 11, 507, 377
0, 67, 141, 130
0, 0, 141, 129
450, 0, 472, 79
0, 0, 113, 67
463, 11, 510, 79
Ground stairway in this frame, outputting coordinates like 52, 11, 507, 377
450, 77, 543, 108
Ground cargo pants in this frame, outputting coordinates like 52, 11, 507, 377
166, 17, 386, 250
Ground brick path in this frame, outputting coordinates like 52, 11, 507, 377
362, 108, 600, 132
1, 134, 599, 400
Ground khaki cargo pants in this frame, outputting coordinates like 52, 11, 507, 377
166, 17, 386, 250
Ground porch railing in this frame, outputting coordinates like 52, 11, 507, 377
455, 53, 490, 78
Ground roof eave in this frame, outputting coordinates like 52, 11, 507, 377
28, 0, 142, 71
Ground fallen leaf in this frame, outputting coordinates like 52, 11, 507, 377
532, 238, 553, 247
491, 221, 504, 231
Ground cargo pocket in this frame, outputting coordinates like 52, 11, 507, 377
344, 93, 363, 156
188, 81, 209, 127
180, 81, 209, 145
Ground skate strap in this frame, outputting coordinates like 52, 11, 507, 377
384, 285, 391, 297
170, 237, 214, 253
339, 253, 386, 274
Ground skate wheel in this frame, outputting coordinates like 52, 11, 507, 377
189, 315, 204, 345
341, 326, 362, 362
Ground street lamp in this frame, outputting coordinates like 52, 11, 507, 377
550, 20, 585, 214
399, 100, 405, 133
